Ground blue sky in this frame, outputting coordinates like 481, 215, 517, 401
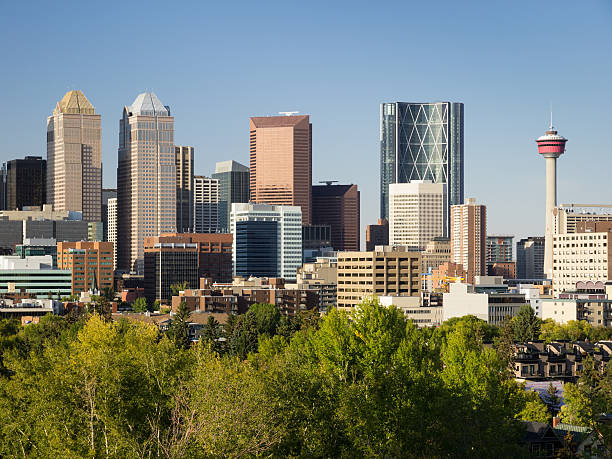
2, 0, 611, 245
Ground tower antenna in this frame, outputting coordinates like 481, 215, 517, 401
549, 103, 553, 130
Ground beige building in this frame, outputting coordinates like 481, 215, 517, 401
294, 257, 337, 311
194, 176, 219, 233
421, 237, 451, 274
107, 197, 117, 270
0, 204, 71, 221
552, 231, 612, 296
553, 204, 612, 235
389, 181, 444, 250
379, 295, 443, 327
175, 146, 194, 233
249, 115, 312, 224
541, 298, 612, 327
46, 90, 101, 222
450, 198, 486, 285
337, 246, 421, 309
117, 93, 176, 273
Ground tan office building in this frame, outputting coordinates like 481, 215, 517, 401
117, 93, 176, 273
450, 198, 486, 285
249, 115, 312, 224
337, 246, 421, 309
389, 181, 444, 250
46, 90, 101, 222
57, 241, 114, 295
175, 146, 194, 233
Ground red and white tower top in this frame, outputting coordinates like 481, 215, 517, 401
536, 120, 567, 158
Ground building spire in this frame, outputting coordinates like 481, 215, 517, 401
549, 103, 554, 131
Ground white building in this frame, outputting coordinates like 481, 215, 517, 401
389, 181, 444, 250
379, 295, 443, 327
107, 197, 117, 270
552, 231, 611, 296
194, 176, 219, 233
554, 204, 612, 235
230, 203, 302, 280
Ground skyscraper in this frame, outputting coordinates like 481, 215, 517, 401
212, 160, 249, 233
4, 156, 46, 210
312, 183, 360, 251
516, 236, 545, 280
450, 198, 486, 285
536, 122, 567, 279
175, 146, 194, 233
107, 197, 117, 270
388, 181, 444, 250
194, 176, 219, 233
117, 92, 176, 273
231, 203, 302, 280
47, 90, 102, 222
101, 188, 117, 241
380, 102, 464, 235
249, 115, 312, 224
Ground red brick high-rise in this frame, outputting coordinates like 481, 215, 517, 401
249, 115, 312, 224
312, 183, 360, 251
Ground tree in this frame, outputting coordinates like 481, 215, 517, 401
519, 390, 551, 424
512, 305, 540, 342
90, 295, 112, 320
170, 281, 189, 297
201, 316, 223, 354
131, 296, 149, 313
560, 357, 604, 427
495, 316, 516, 374
168, 301, 191, 349
545, 382, 561, 414
246, 303, 280, 337
153, 300, 161, 312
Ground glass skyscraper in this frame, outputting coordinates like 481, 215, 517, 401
380, 102, 464, 236
212, 160, 249, 233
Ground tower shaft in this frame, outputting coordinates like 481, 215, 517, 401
544, 156, 557, 279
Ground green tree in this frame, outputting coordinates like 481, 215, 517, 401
131, 296, 148, 313
170, 281, 189, 296
519, 390, 551, 424
201, 316, 223, 354
168, 301, 191, 349
560, 357, 604, 427
545, 382, 561, 414
512, 304, 540, 342
246, 303, 280, 337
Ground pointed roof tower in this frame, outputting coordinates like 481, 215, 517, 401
129, 92, 169, 116
54, 90, 95, 115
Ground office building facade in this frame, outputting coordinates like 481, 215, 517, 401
486, 235, 513, 275
337, 246, 421, 309
366, 218, 389, 251
117, 92, 176, 273
516, 236, 545, 279
107, 198, 117, 270
231, 203, 302, 280
389, 181, 444, 250
380, 102, 464, 235
312, 183, 360, 251
0, 255, 71, 299
212, 160, 249, 233
4, 156, 46, 210
144, 241, 199, 302
194, 176, 219, 233
249, 115, 312, 224
101, 188, 117, 241
47, 90, 102, 222
175, 146, 194, 233
57, 241, 114, 295
450, 198, 486, 285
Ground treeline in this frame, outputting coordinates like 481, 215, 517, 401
0, 302, 609, 457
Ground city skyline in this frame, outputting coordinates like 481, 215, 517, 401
1, 1, 611, 244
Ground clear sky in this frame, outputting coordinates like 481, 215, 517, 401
2, 0, 611, 246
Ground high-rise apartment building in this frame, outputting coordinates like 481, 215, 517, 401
4, 156, 46, 210
175, 146, 194, 233
249, 115, 312, 224
450, 198, 486, 285
101, 188, 117, 241
47, 90, 101, 222
194, 176, 219, 233
337, 246, 421, 309
231, 203, 302, 280
57, 241, 114, 295
117, 92, 176, 273
516, 236, 545, 280
366, 218, 389, 251
311, 183, 360, 251
389, 181, 444, 250
107, 197, 117, 270
212, 160, 249, 233
553, 204, 612, 235
380, 102, 464, 235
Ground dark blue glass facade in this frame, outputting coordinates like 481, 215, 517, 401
235, 220, 278, 278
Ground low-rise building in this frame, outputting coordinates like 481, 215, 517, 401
0, 255, 71, 299
0, 298, 63, 323
443, 282, 527, 325
337, 246, 420, 310
294, 257, 337, 311
379, 295, 442, 327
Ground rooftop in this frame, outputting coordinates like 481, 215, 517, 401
129, 92, 170, 117
55, 90, 95, 115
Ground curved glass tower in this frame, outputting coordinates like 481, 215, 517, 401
380, 102, 464, 236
